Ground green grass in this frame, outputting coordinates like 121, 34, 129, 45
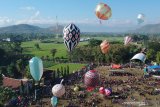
22, 40, 88, 58
92, 36, 124, 42
47, 63, 86, 73
21, 36, 123, 59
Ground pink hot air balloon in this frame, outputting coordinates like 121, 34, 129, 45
124, 36, 132, 45
84, 70, 99, 87
105, 88, 112, 96
99, 87, 105, 94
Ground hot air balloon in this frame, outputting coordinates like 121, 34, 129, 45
105, 88, 112, 96
137, 13, 145, 24
29, 57, 43, 81
51, 96, 58, 107
124, 36, 132, 45
100, 40, 110, 54
95, 3, 112, 23
99, 87, 105, 94
52, 79, 65, 97
84, 70, 99, 87
74, 85, 80, 92
63, 23, 80, 52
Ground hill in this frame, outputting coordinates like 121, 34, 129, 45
131, 23, 160, 34
0, 24, 64, 34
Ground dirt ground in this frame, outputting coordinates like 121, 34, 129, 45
31, 66, 160, 107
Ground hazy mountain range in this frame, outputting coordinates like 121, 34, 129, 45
0, 24, 64, 34
0, 23, 160, 34
130, 23, 160, 34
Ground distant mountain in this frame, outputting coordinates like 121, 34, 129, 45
130, 23, 160, 34
48, 25, 64, 34
0, 24, 64, 34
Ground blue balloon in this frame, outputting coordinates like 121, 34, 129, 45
51, 96, 58, 107
29, 57, 43, 81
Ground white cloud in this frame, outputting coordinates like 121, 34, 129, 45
0, 17, 13, 26
20, 6, 35, 11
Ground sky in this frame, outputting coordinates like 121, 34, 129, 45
0, 0, 160, 32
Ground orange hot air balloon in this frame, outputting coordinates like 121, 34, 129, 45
100, 40, 110, 54
95, 3, 112, 20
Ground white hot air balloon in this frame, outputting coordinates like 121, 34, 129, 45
137, 13, 145, 24
52, 79, 65, 97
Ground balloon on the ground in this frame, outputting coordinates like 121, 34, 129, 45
137, 13, 145, 24
51, 96, 58, 107
95, 3, 112, 20
29, 57, 43, 81
63, 23, 80, 52
124, 36, 132, 45
100, 40, 110, 54
99, 87, 105, 94
74, 86, 80, 92
105, 88, 112, 96
84, 70, 99, 87
52, 79, 65, 97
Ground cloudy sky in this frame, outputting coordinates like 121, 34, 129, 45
0, 0, 160, 32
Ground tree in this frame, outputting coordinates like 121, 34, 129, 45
67, 65, 69, 76
61, 66, 64, 77
7, 63, 15, 77
50, 49, 57, 60
88, 39, 102, 47
52, 70, 56, 80
64, 67, 67, 77
34, 43, 40, 50
16, 59, 24, 77
0, 48, 5, 65
156, 52, 160, 64
57, 68, 60, 78
146, 49, 156, 61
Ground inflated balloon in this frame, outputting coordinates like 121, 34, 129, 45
99, 87, 105, 94
124, 36, 132, 45
52, 79, 65, 97
74, 86, 80, 92
95, 3, 112, 20
100, 40, 110, 54
84, 70, 99, 87
105, 88, 112, 96
51, 96, 58, 107
63, 23, 80, 52
137, 13, 145, 24
29, 57, 43, 81
141, 48, 147, 54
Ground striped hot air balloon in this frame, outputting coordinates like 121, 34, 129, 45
84, 70, 99, 87
124, 36, 132, 45
100, 40, 110, 54
95, 3, 112, 21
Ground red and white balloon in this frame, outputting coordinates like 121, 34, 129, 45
84, 70, 99, 87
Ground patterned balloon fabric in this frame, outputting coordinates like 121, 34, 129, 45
84, 70, 99, 87
63, 23, 80, 52
95, 3, 112, 20
100, 40, 110, 54
124, 36, 132, 45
